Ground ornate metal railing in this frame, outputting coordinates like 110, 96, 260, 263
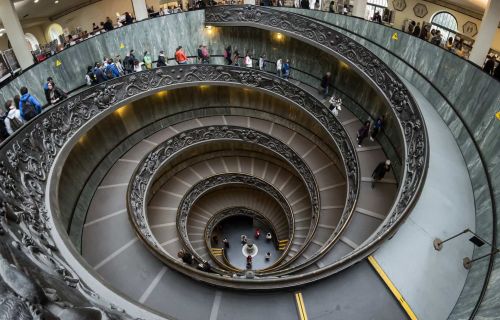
204, 206, 283, 271
206, 4, 428, 269
176, 173, 296, 265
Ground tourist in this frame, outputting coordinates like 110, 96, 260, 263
85, 66, 97, 86
300, 0, 309, 9
430, 30, 442, 46
224, 45, 232, 65
103, 17, 114, 31
370, 116, 384, 141
92, 22, 99, 31
372, 11, 382, 24
114, 56, 124, 74
412, 22, 421, 37
223, 237, 229, 248
197, 45, 203, 63
105, 59, 120, 78
133, 60, 143, 72
123, 52, 134, 74
201, 45, 210, 64
282, 59, 290, 79
314, 0, 320, 10
445, 37, 453, 51
372, 160, 391, 188
157, 50, 167, 67
241, 234, 247, 244
244, 51, 252, 68
328, 95, 342, 116
123, 12, 134, 25
276, 57, 283, 77
43, 77, 54, 105
266, 232, 272, 241
175, 46, 188, 64
255, 228, 261, 239
493, 64, 500, 81
47, 82, 67, 105
329, 1, 335, 13
18, 87, 42, 121
407, 21, 415, 34
356, 120, 370, 147
3, 100, 23, 135
198, 260, 211, 272
483, 55, 495, 75
319, 72, 332, 98
265, 252, 271, 261
233, 49, 240, 66
259, 54, 266, 71
94, 63, 107, 83
143, 51, 153, 70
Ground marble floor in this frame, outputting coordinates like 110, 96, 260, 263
218, 216, 280, 270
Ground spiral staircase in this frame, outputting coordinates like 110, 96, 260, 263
0, 5, 494, 320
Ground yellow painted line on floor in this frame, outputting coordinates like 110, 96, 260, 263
368, 256, 417, 320
294, 292, 308, 320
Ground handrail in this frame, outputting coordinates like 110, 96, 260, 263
174, 173, 297, 272
275, 8, 496, 318
205, 5, 428, 277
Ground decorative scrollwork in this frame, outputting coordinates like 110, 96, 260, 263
206, 4, 428, 271
128, 127, 318, 260
0, 63, 360, 300
176, 174, 295, 263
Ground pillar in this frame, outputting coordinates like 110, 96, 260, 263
0, 0, 34, 70
469, 0, 500, 66
132, 0, 149, 21
352, 0, 368, 19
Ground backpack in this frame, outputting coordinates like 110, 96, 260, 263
224, 50, 228, 58
9, 117, 22, 132
105, 66, 114, 79
23, 97, 38, 121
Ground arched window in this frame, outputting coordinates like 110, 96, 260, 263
431, 11, 458, 44
47, 23, 63, 44
25, 33, 39, 51
366, 0, 388, 20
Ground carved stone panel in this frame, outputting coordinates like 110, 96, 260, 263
413, 3, 428, 18
392, 0, 406, 11
463, 21, 478, 37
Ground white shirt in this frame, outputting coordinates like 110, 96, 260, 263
276, 59, 282, 70
4, 108, 24, 135
245, 56, 252, 68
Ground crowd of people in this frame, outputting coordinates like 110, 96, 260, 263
0, 77, 67, 142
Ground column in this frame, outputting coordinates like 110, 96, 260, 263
0, 0, 34, 70
132, 0, 149, 21
469, 0, 500, 66
352, 0, 368, 19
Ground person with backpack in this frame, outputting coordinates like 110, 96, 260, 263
85, 66, 98, 86
18, 87, 42, 121
143, 51, 153, 69
123, 53, 134, 74
47, 82, 67, 105
94, 63, 107, 83
3, 100, 24, 135
105, 59, 120, 79
157, 50, 167, 67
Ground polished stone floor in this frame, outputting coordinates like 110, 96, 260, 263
218, 216, 280, 270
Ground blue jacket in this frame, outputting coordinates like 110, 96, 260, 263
19, 93, 42, 119
106, 64, 120, 78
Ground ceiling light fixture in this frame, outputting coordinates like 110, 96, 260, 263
34, 0, 39, 3
55, 0, 59, 3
